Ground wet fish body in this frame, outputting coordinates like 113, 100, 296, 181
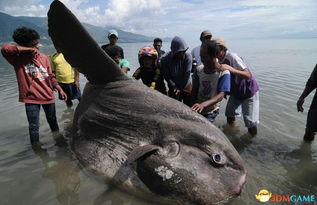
48, 1, 247, 204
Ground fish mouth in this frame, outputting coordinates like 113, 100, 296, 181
235, 173, 247, 195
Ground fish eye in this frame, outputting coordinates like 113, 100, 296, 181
211, 153, 225, 166
213, 154, 221, 162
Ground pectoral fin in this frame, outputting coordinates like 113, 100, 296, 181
126, 145, 160, 165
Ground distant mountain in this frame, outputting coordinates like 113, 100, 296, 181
0, 12, 171, 44
0, 12, 50, 44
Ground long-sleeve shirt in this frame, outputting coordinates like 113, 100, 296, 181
161, 52, 192, 90
1, 43, 57, 104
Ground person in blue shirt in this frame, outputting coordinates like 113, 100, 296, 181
191, 40, 230, 123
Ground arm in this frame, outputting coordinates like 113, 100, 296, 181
2, 44, 39, 55
190, 69, 199, 106
191, 70, 230, 113
1, 44, 39, 65
149, 68, 161, 89
46, 57, 67, 101
74, 69, 80, 88
119, 59, 130, 74
192, 92, 225, 113
55, 83, 68, 101
120, 47, 124, 59
161, 56, 176, 88
153, 67, 160, 82
215, 55, 251, 79
49, 72, 67, 101
50, 54, 56, 74
297, 84, 316, 112
297, 64, 317, 112
132, 68, 142, 80
224, 64, 251, 79
181, 53, 193, 89
217, 62, 251, 79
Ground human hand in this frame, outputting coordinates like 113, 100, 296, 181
217, 64, 231, 72
18, 46, 39, 57
297, 98, 304, 112
191, 103, 204, 113
59, 90, 68, 102
29, 47, 39, 57
75, 80, 80, 88
121, 67, 130, 74
174, 88, 180, 96
150, 82, 156, 89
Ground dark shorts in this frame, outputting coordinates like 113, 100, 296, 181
203, 109, 219, 123
58, 82, 81, 100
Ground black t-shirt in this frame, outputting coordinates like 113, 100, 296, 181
101, 44, 124, 59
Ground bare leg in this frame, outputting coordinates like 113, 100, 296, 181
303, 131, 315, 142
248, 126, 257, 136
227, 117, 237, 126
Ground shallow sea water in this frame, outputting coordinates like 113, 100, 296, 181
0, 39, 317, 205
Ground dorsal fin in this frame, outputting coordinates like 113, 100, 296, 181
47, 0, 128, 84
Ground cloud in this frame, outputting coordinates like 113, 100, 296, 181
103, 0, 167, 26
0, 0, 47, 16
0, 0, 316, 39
0, 0, 37, 8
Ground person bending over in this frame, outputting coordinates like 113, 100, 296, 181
191, 40, 230, 123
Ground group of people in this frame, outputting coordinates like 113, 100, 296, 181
115, 29, 260, 136
101, 29, 316, 142
1, 26, 316, 150
1, 27, 81, 149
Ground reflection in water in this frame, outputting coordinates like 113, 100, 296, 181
34, 138, 81, 205
279, 142, 317, 193
93, 188, 128, 205
222, 124, 254, 153
59, 108, 75, 133
93, 187, 156, 205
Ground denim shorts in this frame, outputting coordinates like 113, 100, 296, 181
225, 91, 259, 128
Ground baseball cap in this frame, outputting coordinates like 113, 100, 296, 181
200, 30, 212, 40
108, 29, 118, 38
213, 37, 227, 48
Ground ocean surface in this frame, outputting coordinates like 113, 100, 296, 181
0, 38, 317, 205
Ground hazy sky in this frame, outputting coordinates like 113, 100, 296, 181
0, 0, 316, 40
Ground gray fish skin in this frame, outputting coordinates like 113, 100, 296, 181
47, 1, 247, 205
